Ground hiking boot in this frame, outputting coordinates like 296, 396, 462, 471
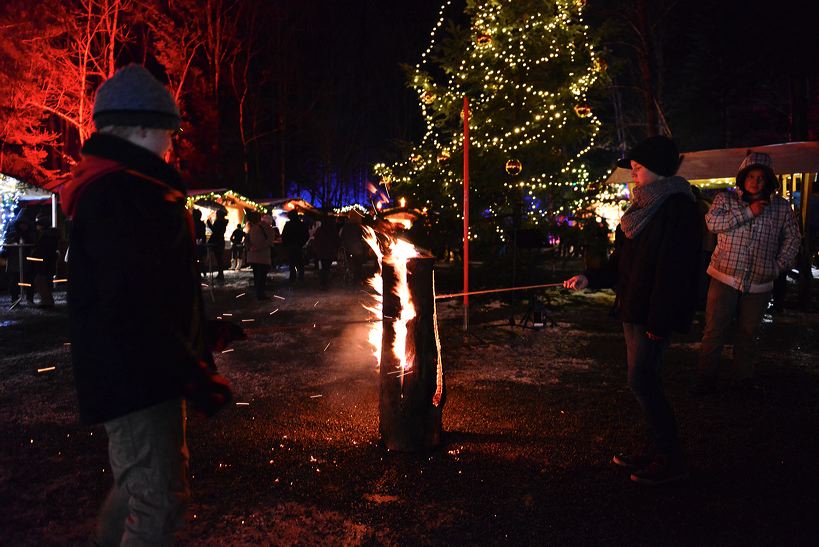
612, 451, 654, 471
629, 454, 688, 486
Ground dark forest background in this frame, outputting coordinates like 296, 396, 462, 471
1, 0, 817, 204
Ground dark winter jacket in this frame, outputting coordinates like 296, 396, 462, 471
282, 218, 309, 250
230, 227, 245, 247
312, 219, 341, 260
584, 193, 701, 337
31, 226, 60, 276
207, 216, 228, 246
62, 133, 210, 424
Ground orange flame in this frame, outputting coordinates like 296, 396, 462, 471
362, 226, 419, 379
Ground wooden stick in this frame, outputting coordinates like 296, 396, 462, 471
434, 282, 564, 300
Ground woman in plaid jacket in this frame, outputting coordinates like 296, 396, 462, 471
697, 152, 801, 391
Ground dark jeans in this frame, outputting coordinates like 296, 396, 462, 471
346, 252, 364, 283
319, 258, 333, 288
250, 263, 270, 298
623, 322, 678, 454
286, 247, 305, 281
210, 242, 225, 278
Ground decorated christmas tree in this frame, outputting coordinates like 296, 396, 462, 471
376, 0, 605, 242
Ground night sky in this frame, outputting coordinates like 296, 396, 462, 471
269, 0, 818, 197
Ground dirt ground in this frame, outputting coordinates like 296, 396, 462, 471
1, 262, 818, 546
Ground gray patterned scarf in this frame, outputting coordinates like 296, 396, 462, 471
619, 176, 694, 239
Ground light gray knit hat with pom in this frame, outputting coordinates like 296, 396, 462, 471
93, 64, 180, 130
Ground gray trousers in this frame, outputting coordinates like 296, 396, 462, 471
96, 398, 189, 546
699, 278, 771, 382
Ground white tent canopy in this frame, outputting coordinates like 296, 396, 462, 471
605, 141, 819, 185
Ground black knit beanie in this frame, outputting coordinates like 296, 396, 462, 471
617, 136, 682, 177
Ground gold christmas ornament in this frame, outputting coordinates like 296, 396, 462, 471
421, 91, 436, 105
437, 150, 451, 163
505, 159, 522, 176
409, 153, 422, 163
574, 104, 593, 118
594, 57, 608, 73
476, 33, 492, 46
574, 0, 587, 7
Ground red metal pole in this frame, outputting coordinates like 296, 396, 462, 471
462, 97, 470, 332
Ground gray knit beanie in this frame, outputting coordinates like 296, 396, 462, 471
93, 64, 180, 130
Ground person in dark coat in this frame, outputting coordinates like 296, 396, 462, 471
229, 224, 245, 270
312, 212, 341, 290
59, 64, 234, 545
31, 212, 60, 308
207, 209, 228, 282
3, 213, 36, 303
564, 136, 701, 486
281, 209, 309, 282
191, 208, 207, 278
340, 209, 367, 283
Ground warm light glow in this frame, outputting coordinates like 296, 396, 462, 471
362, 226, 422, 384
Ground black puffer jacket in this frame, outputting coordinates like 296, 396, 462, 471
62, 133, 209, 424
584, 193, 701, 337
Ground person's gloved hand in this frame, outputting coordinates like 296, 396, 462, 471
185, 359, 232, 417
206, 319, 247, 353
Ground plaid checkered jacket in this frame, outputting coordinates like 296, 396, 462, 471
705, 190, 801, 293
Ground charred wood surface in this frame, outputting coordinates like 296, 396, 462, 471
380, 257, 445, 451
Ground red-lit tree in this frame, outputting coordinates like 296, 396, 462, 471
0, 0, 255, 187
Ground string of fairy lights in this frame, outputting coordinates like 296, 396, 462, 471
185, 189, 268, 213
375, 0, 605, 232
0, 174, 23, 244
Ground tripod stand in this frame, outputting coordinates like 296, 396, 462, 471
510, 290, 556, 330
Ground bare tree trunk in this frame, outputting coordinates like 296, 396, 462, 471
634, 0, 658, 136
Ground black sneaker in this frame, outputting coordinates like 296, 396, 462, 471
612, 451, 653, 471
629, 454, 688, 486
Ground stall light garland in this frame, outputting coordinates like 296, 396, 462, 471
185, 189, 268, 213
334, 203, 370, 216
375, 0, 603, 236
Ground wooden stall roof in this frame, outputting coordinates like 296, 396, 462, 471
605, 141, 819, 185
260, 197, 322, 218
